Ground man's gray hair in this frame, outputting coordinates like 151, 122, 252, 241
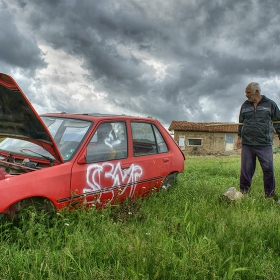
250, 82, 261, 94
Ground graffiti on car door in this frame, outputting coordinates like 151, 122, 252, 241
84, 161, 143, 203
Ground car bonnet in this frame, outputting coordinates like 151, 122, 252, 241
0, 73, 63, 163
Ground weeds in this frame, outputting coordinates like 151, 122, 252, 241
1, 155, 280, 279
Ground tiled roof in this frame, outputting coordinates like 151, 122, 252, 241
168, 121, 239, 133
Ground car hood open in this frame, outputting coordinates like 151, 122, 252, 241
0, 73, 63, 163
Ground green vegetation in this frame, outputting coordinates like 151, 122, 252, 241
1, 155, 280, 279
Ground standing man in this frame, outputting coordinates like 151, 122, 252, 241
236, 82, 280, 199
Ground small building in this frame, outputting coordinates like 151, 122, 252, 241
169, 121, 279, 156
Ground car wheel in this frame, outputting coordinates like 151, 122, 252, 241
7, 197, 56, 222
161, 173, 178, 191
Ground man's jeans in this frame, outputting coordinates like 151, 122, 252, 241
240, 145, 275, 198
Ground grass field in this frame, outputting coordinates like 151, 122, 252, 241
1, 154, 280, 279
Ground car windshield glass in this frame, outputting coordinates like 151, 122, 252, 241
0, 117, 92, 161
42, 117, 92, 160
0, 138, 56, 160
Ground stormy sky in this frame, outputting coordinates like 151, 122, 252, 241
1, 0, 280, 127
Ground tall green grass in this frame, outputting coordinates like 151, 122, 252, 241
1, 155, 280, 279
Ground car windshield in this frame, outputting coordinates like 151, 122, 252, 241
0, 117, 92, 161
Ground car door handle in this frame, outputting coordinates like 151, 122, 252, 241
163, 158, 169, 163
121, 164, 130, 170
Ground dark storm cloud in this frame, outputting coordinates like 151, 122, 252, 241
0, 1, 47, 75
1, 0, 280, 126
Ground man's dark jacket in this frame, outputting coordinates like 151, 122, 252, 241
238, 95, 280, 146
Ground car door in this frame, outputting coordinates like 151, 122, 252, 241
70, 121, 134, 207
129, 121, 172, 197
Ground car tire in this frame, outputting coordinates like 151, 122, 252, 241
7, 197, 56, 222
161, 173, 178, 191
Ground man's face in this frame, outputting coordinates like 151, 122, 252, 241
245, 86, 257, 102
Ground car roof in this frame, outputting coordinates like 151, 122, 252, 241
40, 112, 159, 123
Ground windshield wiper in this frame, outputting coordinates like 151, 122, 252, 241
20, 149, 55, 165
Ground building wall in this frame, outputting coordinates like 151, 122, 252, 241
174, 130, 280, 156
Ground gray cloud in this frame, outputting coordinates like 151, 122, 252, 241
1, 0, 280, 127
0, 1, 47, 75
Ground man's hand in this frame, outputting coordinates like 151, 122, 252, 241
236, 136, 242, 149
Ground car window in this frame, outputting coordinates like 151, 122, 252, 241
131, 122, 169, 156
86, 122, 127, 163
0, 138, 55, 159
153, 124, 169, 153
41, 117, 92, 160
131, 122, 157, 156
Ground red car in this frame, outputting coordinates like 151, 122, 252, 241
0, 73, 185, 220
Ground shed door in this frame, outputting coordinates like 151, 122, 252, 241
225, 134, 234, 151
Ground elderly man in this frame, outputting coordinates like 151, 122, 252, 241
236, 82, 280, 199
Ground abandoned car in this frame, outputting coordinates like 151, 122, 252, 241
0, 73, 185, 220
